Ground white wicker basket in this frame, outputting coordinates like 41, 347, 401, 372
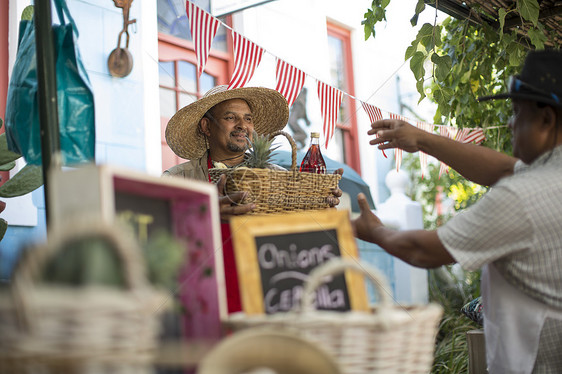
226, 258, 443, 374
0, 223, 165, 372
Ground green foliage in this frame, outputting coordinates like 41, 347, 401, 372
142, 230, 186, 291
21, 5, 34, 21
0, 117, 45, 245
362, 0, 555, 153
42, 236, 126, 288
243, 130, 279, 169
429, 266, 481, 373
361, 0, 390, 40
0, 218, 7, 242
0, 164, 43, 198
0, 132, 21, 166
117, 212, 186, 291
1, 118, 44, 198
402, 153, 487, 230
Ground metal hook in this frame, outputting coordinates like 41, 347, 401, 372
117, 29, 130, 49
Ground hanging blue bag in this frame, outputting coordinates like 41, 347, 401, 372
4, 0, 95, 166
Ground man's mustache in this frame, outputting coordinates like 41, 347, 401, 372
230, 130, 249, 138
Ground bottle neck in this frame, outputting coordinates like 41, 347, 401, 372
310, 136, 320, 147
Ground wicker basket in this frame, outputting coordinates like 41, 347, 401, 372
225, 258, 443, 374
209, 130, 341, 215
0, 222, 165, 372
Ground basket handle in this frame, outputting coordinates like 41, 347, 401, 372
301, 258, 393, 312
11, 221, 149, 331
268, 130, 298, 171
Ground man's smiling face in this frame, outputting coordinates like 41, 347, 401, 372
202, 98, 255, 161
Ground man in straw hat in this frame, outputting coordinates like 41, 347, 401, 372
164, 85, 342, 313
352, 50, 562, 373
164, 85, 288, 215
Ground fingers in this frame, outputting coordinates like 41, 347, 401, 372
356, 193, 370, 213
333, 168, 344, 176
331, 187, 343, 198
327, 196, 340, 207
216, 174, 227, 195
219, 193, 256, 221
368, 119, 395, 134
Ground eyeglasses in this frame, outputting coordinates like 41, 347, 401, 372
508, 76, 560, 105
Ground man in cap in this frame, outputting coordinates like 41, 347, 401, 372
352, 50, 562, 373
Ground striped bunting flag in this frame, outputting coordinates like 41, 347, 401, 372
317, 81, 343, 148
438, 126, 458, 178
463, 128, 486, 145
228, 32, 265, 89
186, 1, 221, 77
361, 102, 387, 158
275, 59, 306, 108
416, 122, 434, 178
389, 113, 407, 171
456, 128, 471, 143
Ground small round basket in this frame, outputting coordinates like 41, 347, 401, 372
225, 258, 443, 374
0, 222, 165, 372
209, 130, 341, 215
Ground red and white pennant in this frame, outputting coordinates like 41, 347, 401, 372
416, 122, 434, 178
438, 126, 459, 178
389, 113, 408, 171
276, 60, 306, 107
186, 2, 220, 77
362, 102, 387, 158
228, 32, 265, 89
317, 82, 343, 148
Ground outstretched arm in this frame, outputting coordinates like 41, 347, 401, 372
369, 119, 518, 186
352, 194, 454, 269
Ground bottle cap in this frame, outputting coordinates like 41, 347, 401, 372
310, 132, 320, 138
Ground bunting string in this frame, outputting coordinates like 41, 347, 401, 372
183, 1, 497, 172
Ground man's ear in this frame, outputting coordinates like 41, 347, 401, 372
199, 117, 211, 137
539, 105, 556, 128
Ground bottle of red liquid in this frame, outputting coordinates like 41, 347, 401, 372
299, 132, 327, 174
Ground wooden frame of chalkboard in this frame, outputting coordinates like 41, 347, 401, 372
230, 210, 368, 315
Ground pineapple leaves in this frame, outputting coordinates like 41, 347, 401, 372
243, 131, 279, 169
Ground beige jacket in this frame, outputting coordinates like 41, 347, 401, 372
162, 151, 209, 182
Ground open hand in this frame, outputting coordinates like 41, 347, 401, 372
368, 119, 428, 153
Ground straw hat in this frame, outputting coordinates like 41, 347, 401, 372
165, 85, 289, 160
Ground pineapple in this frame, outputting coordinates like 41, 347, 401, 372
242, 130, 279, 169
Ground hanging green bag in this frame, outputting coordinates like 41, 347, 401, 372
4, 0, 95, 166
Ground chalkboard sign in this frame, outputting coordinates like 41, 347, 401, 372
255, 229, 351, 314
230, 210, 368, 315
